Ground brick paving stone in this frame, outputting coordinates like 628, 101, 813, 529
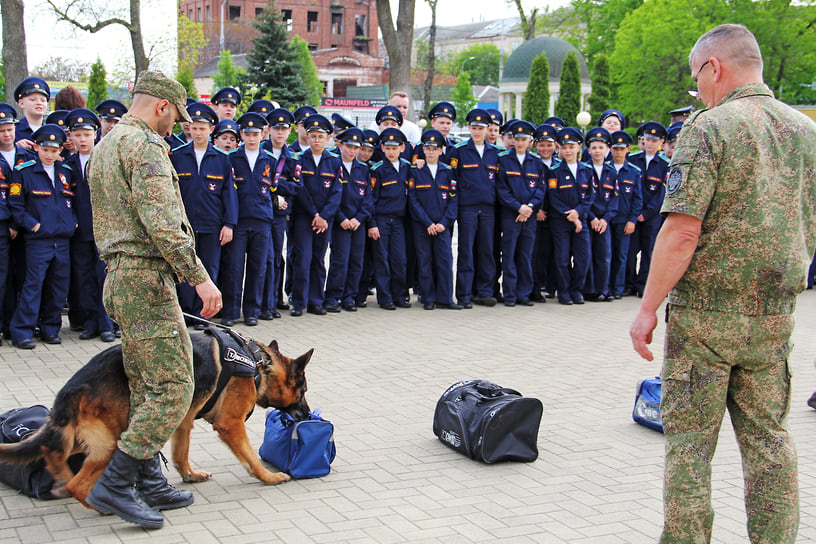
1, 293, 816, 542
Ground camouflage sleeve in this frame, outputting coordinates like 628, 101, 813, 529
662, 112, 718, 220
130, 138, 209, 285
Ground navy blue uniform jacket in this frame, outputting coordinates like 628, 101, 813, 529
449, 139, 500, 207
170, 142, 238, 233
293, 148, 343, 222
338, 159, 374, 224
496, 150, 547, 213
547, 160, 595, 220
408, 163, 457, 228
369, 158, 411, 227
9, 159, 77, 239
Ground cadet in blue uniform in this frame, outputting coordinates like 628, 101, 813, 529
212, 86, 241, 121
408, 130, 460, 310
496, 120, 546, 306
45, 111, 72, 159
64, 109, 116, 341
14, 77, 50, 145
169, 103, 238, 327
95, 99, 128, 138
8, 125, 76, 348
355, 130, 380, 307
422, 102, 457, 165
548, 127, 594, 305
371, 106, 414, 164
212, 119, 240, 152
368, 128, 412, 310
247, 99, 276, 116
324, 128, 374, 312
625, 121, 668, 296
290, 114, 343, 316
260, 108, 297, 320
0, 103, 18, 344
330, 113, 355, 153
485, 109, 503, 146
663, 121, 682, 160
222, 113, 295, 325
450, 108, 501, 307
584, 127, 618, 301
532, 124, 560, 301
607, 131, 643, 299
289, 105, 317, 154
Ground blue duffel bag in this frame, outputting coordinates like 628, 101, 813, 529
633, 376, 664, 432
259, 409, 336, 478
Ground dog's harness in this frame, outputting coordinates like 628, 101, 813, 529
195, 328, 265, 419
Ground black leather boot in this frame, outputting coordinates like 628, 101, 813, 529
137, 452, 194, 511
86, 449, 164, 529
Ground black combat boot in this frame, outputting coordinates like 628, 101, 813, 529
137, 452, 194, 511
86, 449, 164, 529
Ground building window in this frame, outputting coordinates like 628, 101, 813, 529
331, 12, 342, 35
307, 11, 318, 32
282, 9, 293, 32
255, 7, 264, 18
355, 14, 366, 36
188, 9, 193, 20
354, 41, 369, 54
196, 7, 201, 22
229, 5, 241, 20
205, 5, 210, 20
309, 43, 318, 51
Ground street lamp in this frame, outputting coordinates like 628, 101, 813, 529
461, 56, 477, 74
576, 111, 592, 134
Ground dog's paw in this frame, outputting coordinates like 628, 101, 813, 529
183, 470, 212, 482
260, 471, 290, 485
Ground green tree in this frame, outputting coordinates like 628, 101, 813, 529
588, 53, 611, 122
177, 12, 208, 74
451, 43, 500, 86
570, 0, 643, 63
176, 67, 198, 99
242, 5, 309, 108
212, 50, 246, 93
291, 35, 322, 106
609, 0, 727, 123
554, 51, 581, 127
450, 72, 476, 118
86, 58, 108, 110
523, 52, 550, 124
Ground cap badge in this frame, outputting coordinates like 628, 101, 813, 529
110, 108, 115, 113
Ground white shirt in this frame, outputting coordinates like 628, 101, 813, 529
43, 164, 55, 186
566, 162, 578, 179
245, 148, 259, 171
313, 153, 321, 169
475, 144, 485, 158
0, 149, 15, 169
427, 163, 438, 179
194, 148, 206, 169
593, 164, 604, 180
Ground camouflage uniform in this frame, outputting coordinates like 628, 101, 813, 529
88, 100, 207, 461
660, 83, 816, 543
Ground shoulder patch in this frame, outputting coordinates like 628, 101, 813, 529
370, 161, 383, 171
146, 132, 165, 146
400, 158, 412, 166
498, 150, 511, 157
629, 151, 644, 158
61, 163, 72, 171
454, 141, 467, 149
440, 162, 452, 170
666, 168, 683, 195
171, 141, 193, 153
14, 160, 36, 171
658, 154, 670, 164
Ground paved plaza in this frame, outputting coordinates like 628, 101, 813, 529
1, 292, 815, 543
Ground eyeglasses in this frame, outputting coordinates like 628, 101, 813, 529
688, 60, 710, 98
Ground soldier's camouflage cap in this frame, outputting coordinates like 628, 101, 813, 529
132, 71, 192, 123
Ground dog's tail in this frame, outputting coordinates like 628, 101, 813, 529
0, 425, 63, 464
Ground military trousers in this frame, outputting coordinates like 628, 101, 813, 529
660, 304, 798, 544
103, 262, 194, 460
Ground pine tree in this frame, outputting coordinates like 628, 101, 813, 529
554, 51, 581, 127
451, 72, 476, 118
523, 52, 550, 124
588, 53, 611, 122
291, 35, 322, 106
87, 58, 108, 110
242, 4, 309, 108
176, 67, 198, 100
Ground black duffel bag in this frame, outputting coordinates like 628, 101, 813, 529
0, 405, 84, 499
432, 380, 543, 463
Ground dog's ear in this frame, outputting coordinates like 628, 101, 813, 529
267, 339, 279, 353
294, 348, 314, 371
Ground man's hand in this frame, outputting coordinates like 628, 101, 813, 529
196, 278, 222, 319
630, 309, 658, 361
349, 217, 361, 231
624, 221, 636, 235
536, 209, 547, 221
368, 226, 380, 240
219, 226, 233, 246
565, 209, 579, 222
16, 139, 34, 150
32, 223, 40, 233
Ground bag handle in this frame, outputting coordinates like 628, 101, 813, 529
473, 382, 521, 398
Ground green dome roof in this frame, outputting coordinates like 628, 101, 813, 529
501, 36, 590, 83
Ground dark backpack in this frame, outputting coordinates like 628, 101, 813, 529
0, 406, 84, 500
432, 380, 543, 463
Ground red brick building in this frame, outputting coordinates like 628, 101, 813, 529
179, 0, 385, 97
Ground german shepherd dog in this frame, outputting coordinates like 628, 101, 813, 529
0, 332, 312, 507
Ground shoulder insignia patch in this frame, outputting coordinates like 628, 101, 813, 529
666, 168, 683, 195
14, 160, 36, 171
10, 183, 21, 195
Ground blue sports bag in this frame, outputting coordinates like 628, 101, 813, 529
259, 409, 336, 478
633, 376, 663, 432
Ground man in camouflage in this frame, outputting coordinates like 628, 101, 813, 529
86, 71, 222, 529
630, 24, 816, 544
